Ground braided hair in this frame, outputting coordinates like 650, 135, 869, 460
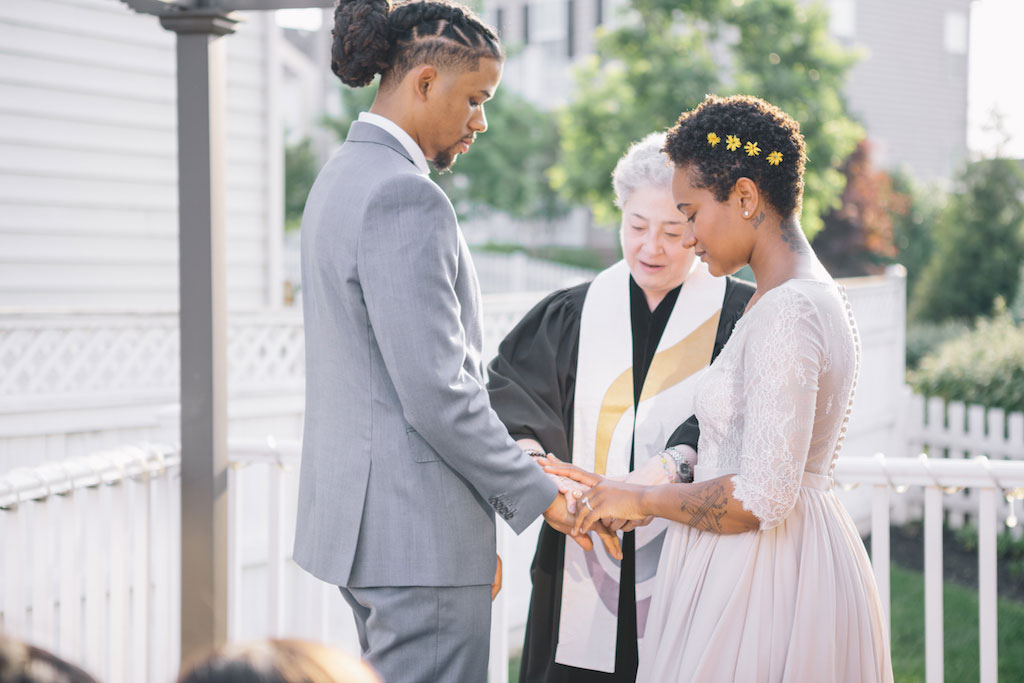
331, 0, 502, 89
665, 95, 807, 219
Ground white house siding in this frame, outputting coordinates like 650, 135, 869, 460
842, 0, 971, 183
0, 0, 279, 311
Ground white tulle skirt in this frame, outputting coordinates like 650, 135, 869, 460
637, 482, 893, 682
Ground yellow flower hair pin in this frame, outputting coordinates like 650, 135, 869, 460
707, 132, 721, 147
767, 151, 783, 166
725, 135, 741, 151
744, 141, 761, 157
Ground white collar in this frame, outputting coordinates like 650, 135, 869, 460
357, 112, 430, 176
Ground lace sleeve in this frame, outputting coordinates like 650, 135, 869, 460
731, 289, 824, 530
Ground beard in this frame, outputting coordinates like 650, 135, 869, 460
430, 140, 464, 174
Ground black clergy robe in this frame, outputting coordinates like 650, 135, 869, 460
487, 275, 754, 683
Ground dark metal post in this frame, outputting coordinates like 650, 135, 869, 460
158, 8, 239, 664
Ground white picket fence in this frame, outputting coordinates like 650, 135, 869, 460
470, 251, 595, 295
0, 444, 181, 682
2, 441, 1023, 683
283, 240, 597, 303
904, 393, 1024, 532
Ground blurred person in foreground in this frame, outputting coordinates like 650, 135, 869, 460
292, 1, 618, 681
0, 634, 97, 683
177, 639, 378, 683
487, 132, 753, 682
545, 95, 894, 681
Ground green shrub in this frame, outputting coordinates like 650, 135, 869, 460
908, 305, 1024, 413
906, 319, 971, 371
1009, 558, 1024, 583
954, 522, 979, 552
997, 529, 1024, 560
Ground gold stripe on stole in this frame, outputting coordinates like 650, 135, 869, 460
593, 310, 721, 474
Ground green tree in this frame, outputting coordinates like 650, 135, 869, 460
553, 0, 862, 236
322, 80, 566, 220
551, 4, 720, 224
910, 158, 1024, 322
284, 137, 320, 231
321, 81, 378, 141
436, 88, 568, 220
811, 139, 899, 276
889, 170, 944, 301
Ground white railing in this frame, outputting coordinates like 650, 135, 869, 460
4, 441, 1024, 683
0, 444, 181, 683
905, 393, 1024, 530
834, 454, 1024, 683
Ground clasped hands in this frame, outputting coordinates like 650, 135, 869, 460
536, 453, 667, 561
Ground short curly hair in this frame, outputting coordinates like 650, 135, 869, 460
664, 94, 807, 218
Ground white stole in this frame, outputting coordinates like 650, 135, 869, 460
554, 259, 724, 672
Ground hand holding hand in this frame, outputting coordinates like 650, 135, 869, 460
608, 515, 654, 533
543, 491, 622, 560
571, 479, 649, 537
540, 453, 603, 488
544, 471, 589, 514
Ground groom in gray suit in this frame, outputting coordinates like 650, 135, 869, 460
293, 2, 619, 681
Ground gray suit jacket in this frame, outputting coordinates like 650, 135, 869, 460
293, 122, 558, 588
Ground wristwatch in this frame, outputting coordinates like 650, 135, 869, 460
663, 446, 694, 483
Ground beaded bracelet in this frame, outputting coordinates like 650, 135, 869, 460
659, 453, 679, 483
661, 446, 694, 483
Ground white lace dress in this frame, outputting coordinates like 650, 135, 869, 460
636, 279, 893, 682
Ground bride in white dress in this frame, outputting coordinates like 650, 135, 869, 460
545, 95, 893, 682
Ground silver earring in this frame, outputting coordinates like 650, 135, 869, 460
743, 210, 750, 217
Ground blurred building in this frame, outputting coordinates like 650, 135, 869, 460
484, 0, 972, 183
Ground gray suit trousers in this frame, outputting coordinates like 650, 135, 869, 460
340, 584, 492, 683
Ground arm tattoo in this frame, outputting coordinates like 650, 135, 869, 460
751, 210, 766, 229
680, 480, 729, 533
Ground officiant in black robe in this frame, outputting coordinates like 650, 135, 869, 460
487, 133, 754, 683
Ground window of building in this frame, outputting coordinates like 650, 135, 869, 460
529, 0, 568, 44
944, 10, 968, 55
828, 0, 855, 39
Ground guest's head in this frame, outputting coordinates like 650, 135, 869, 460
332, 0, 503, 171
176, 638, 379, 683
612, 131, 698, 310
665, 94, 807, 276
0, 635, 98, 683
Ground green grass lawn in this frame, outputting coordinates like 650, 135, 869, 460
890, 564, 1024, 682
508, 564, 1024, 681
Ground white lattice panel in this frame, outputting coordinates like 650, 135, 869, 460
0, 312, 306, 400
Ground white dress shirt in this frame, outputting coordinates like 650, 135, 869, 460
357, 111, 430, 176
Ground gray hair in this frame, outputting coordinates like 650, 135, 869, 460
612, 131, 674, 209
